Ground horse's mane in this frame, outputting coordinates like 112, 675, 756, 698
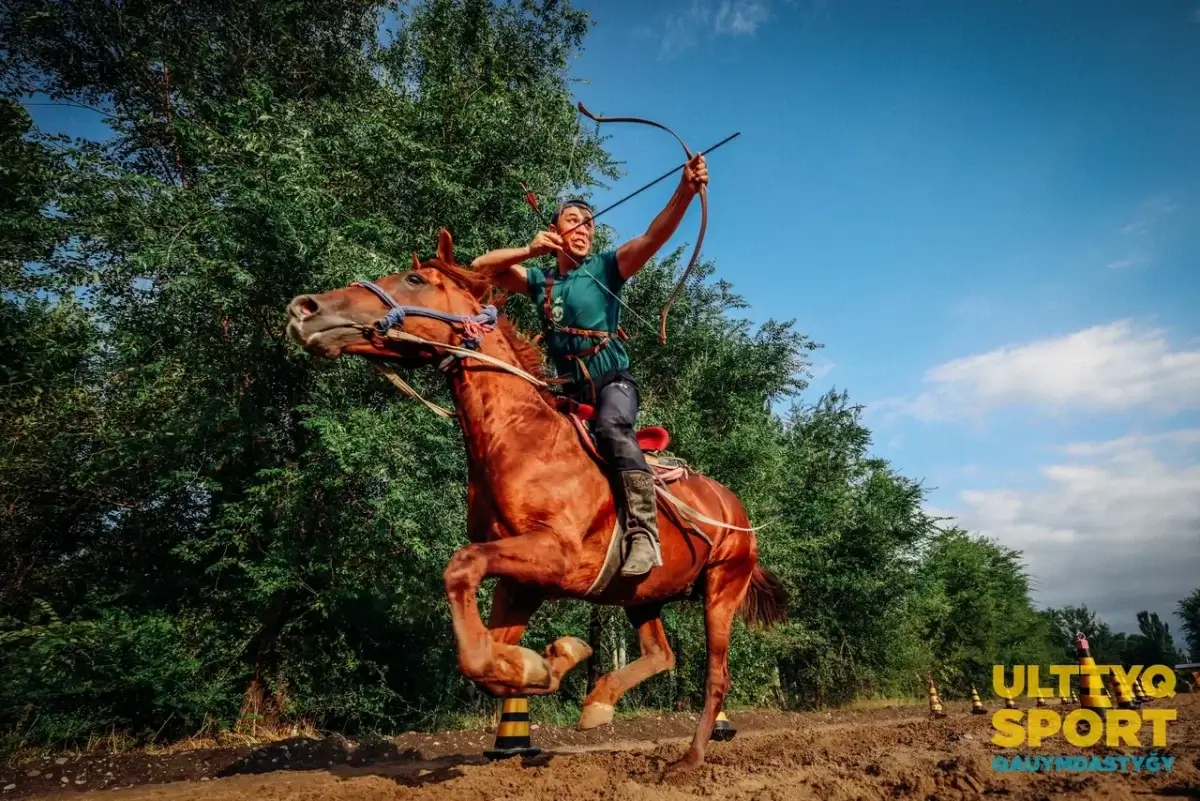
425, 257, 549, 388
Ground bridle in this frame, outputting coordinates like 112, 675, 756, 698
345, 277, 551, 419
351, 279, 499, 350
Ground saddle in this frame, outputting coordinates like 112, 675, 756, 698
552, 396, 688, 484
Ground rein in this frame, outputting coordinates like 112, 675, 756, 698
350, 280, 552, 419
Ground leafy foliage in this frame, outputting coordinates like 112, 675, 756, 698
0, 0, 1165, 752
1177, 587, 1200, 663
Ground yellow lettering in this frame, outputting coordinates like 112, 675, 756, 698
1105, 709, 1141, 746
1049, 664, 1075, 698
1027, 666, 1053, 699
1142, 708, 1177, 747
991, 709, 1025, 747
1110, 664, 1141, 689
993, 665, 1024, 699
1026, 708, 1060, 746
1140, 666, 1176, 699
1063, 709, 1102, 747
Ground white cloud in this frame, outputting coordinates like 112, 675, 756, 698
1061, 428, 1200, 458
1101, 194, 1177, 270
715, 0, 770, 34
944, 429, 1200, 632
1105, 257, 1146, 270
1118, 195, 1177, 238
657, 0, 773, 57
808, 359, 836, 381
883, 320, 1200, 421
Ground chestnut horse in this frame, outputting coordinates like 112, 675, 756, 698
285, 229, 786, 770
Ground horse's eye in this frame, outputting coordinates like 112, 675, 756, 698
406, 273, 425, 286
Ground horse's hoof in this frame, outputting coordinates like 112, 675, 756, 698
515, 647, 552, 689
662, 751, 703, 781
577, 703, 615, 730
545, 636, 592, 668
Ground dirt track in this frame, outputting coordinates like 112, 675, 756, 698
4, 695, 1197, 800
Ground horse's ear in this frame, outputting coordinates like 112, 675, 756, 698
437, 228, 454, 265
411, 252, 421, 272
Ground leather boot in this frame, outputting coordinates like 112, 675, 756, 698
619, 469, 661, 577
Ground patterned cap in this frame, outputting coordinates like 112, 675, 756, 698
550, 198, 594, 226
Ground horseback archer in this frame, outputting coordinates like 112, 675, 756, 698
470, 154, 709, 579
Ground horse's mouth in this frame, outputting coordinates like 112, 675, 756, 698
287, 317, 362, 358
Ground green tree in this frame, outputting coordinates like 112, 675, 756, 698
912, 528, 1056, 697
1177, 587, 1200, 662
1, 0, 1078, 751
1043, 605, 1128, 666
1121, 611, 1183, 669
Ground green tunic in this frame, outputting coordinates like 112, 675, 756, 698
526, 250, 630, 385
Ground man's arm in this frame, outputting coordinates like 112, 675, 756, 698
470, 247, 531, 296
470, 231, 563, 296
615, 154, 708, 280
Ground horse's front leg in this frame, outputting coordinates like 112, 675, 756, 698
444, 533, 592, 695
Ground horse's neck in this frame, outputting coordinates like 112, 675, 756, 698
448, 334, 579, 487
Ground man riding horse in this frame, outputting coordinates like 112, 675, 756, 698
471, 154, 709, 578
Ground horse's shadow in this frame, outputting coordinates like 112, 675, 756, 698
216, 735, 555, 788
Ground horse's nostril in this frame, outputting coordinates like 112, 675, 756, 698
292, 296, 320, 318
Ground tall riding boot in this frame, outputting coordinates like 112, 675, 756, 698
619, 469, 662, 577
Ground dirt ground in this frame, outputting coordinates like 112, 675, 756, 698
2, 695, 1196, 800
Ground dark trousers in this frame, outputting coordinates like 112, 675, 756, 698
568, 370, 650, 474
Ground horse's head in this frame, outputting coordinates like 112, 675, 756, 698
286, 229, 495, 363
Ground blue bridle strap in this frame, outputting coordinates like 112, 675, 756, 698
351, 280, 498, 350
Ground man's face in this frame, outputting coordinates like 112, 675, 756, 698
554, 205, 595, 261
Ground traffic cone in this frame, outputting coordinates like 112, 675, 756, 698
970, 687, 986, 715
927, 676, 946, 718
1133, 677, 1152, 705
711, 711, 737, 741
1106, 673, 1136, 710
1075, 633, 1110, 711
1070, 690, 1079, 704
1035, 693, 1047, 708
484, 697, 541, 760
1004, 695, 1017, 710
1058, 692, 1069, 706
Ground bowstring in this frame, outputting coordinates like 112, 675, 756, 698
538, 127, 659, 335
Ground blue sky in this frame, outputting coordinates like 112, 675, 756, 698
24, 1, 1199, 638
566, 0, 1200, 636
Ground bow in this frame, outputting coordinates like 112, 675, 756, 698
576, 102, 708, 345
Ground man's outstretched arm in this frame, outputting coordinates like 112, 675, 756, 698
615, 154, 708, 280
470, 231, 563, 295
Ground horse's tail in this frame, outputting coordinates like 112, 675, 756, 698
740, 562, 788, 628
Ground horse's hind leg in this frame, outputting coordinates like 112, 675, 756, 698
669, 552, 755, 773
444, 534, 592, 695
577, 604, 674, 730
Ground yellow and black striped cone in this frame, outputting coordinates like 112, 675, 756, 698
927, 677, 946, 718
1059, 692, 1069, 706
484, 697, 541, 760
970, 687, 986, 715
1106, 673, 1136, 710
711, 711, 737, 741
1070, 690, 1078, 704
1004, 695, 1017, 710
1133, 677, 1151, 705
1035, 692, 1048, 708
1074, 633, 1110, 711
